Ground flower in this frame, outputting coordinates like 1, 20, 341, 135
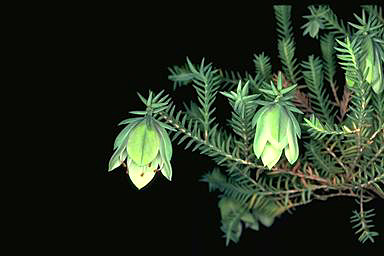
252, 103, 300, 169
108, 116, 173, 189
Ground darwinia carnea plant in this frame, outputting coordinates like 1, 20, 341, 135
108, 5, 384, 245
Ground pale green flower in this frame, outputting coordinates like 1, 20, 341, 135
253, 103, 300, 169
108, 116, 173, 189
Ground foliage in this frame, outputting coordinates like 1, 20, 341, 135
108, 5, 384, 245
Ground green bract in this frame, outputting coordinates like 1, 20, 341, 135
363, 38, 383, 94
252, 103, 300, 169
108, 116, 173, 189
371, 49, 383, 94
127, 121, 160, 166
343, 36, 383, 94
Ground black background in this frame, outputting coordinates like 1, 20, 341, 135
79, 2, 384, 255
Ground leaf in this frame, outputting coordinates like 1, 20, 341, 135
118, 117, 145, 126
128, 110, 148, 115
156, 120, 177, 132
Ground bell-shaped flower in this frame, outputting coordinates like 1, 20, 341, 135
252, 103, 300, 169
108, 116, 173, 189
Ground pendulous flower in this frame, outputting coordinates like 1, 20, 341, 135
108, 116, 173, 189
252, 103, 301, 169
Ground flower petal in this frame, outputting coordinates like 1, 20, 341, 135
128, 159, 155, 189
261, 143, 283, 169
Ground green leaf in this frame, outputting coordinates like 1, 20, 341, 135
156, 121, 177, 132
253, 52, 272, 82
129, 110, 148, 115
118, 117, 145, 126
136, 92, 147, 105
280, 84, 297, 95
259, 88, 276, 96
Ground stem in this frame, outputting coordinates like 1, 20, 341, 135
258, 184, 329, 196
366, 145, 384, 167
325, 145, 349, 173
313, 190, 357, 201
159, 111, 260, 168
268, 169, 329, 184
330, 81, 340, 107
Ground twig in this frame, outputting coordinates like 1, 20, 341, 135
336, 86, 352, 122
367, 125, 384, 145
325, 145, 349, 173
313, 190, 357, 201
268, 168, 330, 184
330, 81, 340, 107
